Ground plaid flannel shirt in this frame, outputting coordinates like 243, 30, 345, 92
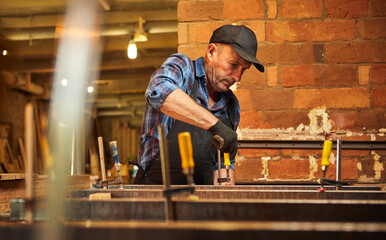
136, 53, 240, 171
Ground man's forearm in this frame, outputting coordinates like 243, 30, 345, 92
160, 88, 218, 130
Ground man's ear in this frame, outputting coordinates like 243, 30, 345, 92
206, 43, 217, 61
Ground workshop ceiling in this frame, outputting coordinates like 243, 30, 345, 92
0, 0, 178, 123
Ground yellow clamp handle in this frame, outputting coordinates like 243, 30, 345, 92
178, 132, 194, 169
224, 153, 230, 167
321, 140, 332, 167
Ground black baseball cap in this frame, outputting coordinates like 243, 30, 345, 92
210, 25, 264, 72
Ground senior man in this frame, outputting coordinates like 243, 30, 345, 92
134, 25, 264, 185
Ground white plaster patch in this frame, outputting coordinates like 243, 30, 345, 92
309, 155, 318, 179
358, 174, 368, 182
308, 107, 332, 135
261, 157, 271, 161
372, 151, 384, 180
357, 162, 363, 171
296, 124, 305, 132
370, 134, 376, 141
235, 155, 245, 166
292, 155, 301, 160
329, 153, 336, 165
261, 158, 269, 179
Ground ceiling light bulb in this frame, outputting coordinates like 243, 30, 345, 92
2, 50, 7, 56
87, 86, 94, 93
127, 40, 137, 59
61, 78, 68, 86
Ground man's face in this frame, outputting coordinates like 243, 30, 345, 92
208, 44, 252, 92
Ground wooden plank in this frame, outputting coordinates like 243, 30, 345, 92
69, 189, 386, 201
1, 220, 386, 240
10, 198, 386, 222
18, 138, 26, 170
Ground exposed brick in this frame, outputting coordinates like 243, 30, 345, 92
235, 158, 264, 181
278, 0, 323, 19
239, 110, 273, 129
239, 65, 266, 89
281, 149, 320, 157
268, 158, 310, 179
313, 44, 325, 63
267, 65, 278, 86
260, 110, 310, 128
356, 110, 386, 130
321, 158, 359, 180
370, 0, 386, 17
371, 64, 386, 86
360, 156, 377, 179
238, 149, 281, 158
251, 89, 295, 110
344, 150, 371, 157
266, 0, 277, 19
341, 158, 359, 180
177, 23, 188, 44
325, 0, 368, 18
234, 89, 253, 111
178, 44, 208, 60
293, 88, 370, 109
282, 64, 356, 87
314, 65, 356, 86
339, 135, 371, 141
329, 111, 359, 130
357, 19, 386, 40
223, 0, 264, 20
189, 22, 230, 44
281, 64, 313, 87
325, 42, 386, 63
244, 21, 266, 42
177, 0, 224, 22
267, 20, 355, 43
259, 42, 314, 65
358, 65, 370, 85
372, 87, 386, 108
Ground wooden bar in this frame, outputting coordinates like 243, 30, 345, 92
69, 188, 386, 200
10, 198, 386, 222
1, 220, 385, 240
106, 184, 383, 191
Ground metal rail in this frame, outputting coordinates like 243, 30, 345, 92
238, 140, 386, 150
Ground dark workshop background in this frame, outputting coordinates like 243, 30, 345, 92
0, 0, 385, 183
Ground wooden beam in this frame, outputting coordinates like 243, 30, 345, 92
8, 56, 169, 73
0, 10, 176, 29
2, 33, 177, 58
95, 79, 149, 94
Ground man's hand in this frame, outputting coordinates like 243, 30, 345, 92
208, 120, 238, 159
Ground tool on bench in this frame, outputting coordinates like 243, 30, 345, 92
224, 152, 231, 185
109, 141, 123, 189
318, 140, 347, 192
92, 140, 123, 189
158, 126, 195, 221
97, 137, 107, 189
178, 132, 194, 185
212, 134, 231, 185
318, 140, 332, 192
178, 132, 198, 200
217, 150, 231, 185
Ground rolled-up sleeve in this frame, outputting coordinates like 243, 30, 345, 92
145, 54, 192, 110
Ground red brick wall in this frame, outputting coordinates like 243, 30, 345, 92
178, 0, 386, 184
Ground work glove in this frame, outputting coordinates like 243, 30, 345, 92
208, 120, 238, 160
